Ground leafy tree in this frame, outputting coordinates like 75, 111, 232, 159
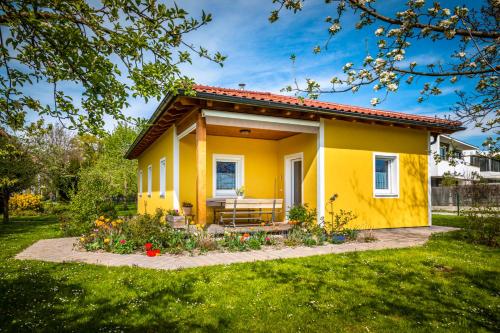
0, 0, 225, 133
22, 121, 85, 200
66, 123, 138, 234
0, 132, 37, 222
270, 0, 498, 149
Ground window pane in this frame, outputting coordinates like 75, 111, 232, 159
375, 159, 389, 190
216, 161, 236, 190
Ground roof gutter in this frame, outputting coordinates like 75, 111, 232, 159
193, 91, 465, 132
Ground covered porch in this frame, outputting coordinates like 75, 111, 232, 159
174, 109, 319, 226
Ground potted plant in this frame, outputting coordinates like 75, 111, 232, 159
166, 209, 185, 228
182, 202, 193, 216
236, 186, 245, 200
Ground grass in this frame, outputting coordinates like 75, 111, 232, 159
0, 217, 499, 332
432, 214, 468, 228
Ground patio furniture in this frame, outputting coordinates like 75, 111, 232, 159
217, 198, 283, 227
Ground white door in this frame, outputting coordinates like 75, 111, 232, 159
285, 153, 303, 212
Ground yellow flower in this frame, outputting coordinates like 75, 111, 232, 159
80, 237, 85, 242
104, 238, 110, 244
115, 219, 123, 224
99, 216, 105, 220
105, 218, 110, 223
111, 222, 117, 227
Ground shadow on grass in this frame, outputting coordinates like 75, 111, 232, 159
0, 221, 498, 332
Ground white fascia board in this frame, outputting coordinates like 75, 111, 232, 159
202, 109, 319, 133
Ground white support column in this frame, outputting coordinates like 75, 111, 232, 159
427, 131, 432, 226
317, 118, 325, 225
173, 125, 180, 210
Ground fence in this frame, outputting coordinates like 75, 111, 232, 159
431, 184, 500, 208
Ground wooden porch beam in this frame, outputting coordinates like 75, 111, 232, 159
196, 112, 207, 225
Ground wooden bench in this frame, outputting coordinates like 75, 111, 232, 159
218, 198, 283, 227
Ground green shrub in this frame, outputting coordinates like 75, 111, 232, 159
287, 204, 316, 228
463, 208, 499, 247
123, 209, 165, 245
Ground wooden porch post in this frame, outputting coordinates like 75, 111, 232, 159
196, 112, 207, 225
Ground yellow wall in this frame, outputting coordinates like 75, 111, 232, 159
137, 119, 429, 229
277, 133, 317, 210
137, 127, 174, 214
179, 134, 281, 221
323, 119, 429, 229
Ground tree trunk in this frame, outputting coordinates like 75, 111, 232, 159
3, 190, 9, 223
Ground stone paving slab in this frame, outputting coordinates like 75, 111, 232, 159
15, 226, 458, 271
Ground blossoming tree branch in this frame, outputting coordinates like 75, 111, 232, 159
270, 0, 499, 149
0, 0, 225, 133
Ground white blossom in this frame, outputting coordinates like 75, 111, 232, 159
351, 86, 359, 92
458, 52, 466, 58
374, 27, 384, 36
343, 62, 354, 70
370, 97, 380, 106
442, 8, 451, 16
329, 23, 341, 33
387, 83, 398, 91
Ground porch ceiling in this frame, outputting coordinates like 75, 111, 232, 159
206, 124, 298, 140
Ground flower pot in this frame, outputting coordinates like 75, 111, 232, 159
332, 234, 346, 244
182, 206, 192, 216
166, 215, 186, 229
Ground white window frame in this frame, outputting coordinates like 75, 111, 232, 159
373, 152, 399, 198
147, 164, 152, 197
159, 157, 166, 198
212, 154, 244, 198
138, 170, 143, 197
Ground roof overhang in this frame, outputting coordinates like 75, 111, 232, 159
125, 87, 465, 159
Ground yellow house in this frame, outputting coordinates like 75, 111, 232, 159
125, 85, 463, 229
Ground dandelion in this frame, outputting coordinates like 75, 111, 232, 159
80, 237, 85, 242
104, 238, 110, 244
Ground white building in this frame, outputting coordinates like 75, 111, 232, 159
430, 135, 500, 186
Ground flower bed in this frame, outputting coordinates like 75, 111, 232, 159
78, 203, 365, 256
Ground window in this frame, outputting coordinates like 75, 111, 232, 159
213, 154, 244, 197
147, 165, 152, 197
159, 158, 166, 198
373, 153, 399, 197
138, 170, 143, 197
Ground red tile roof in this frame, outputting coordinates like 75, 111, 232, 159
193, 84, 462, 128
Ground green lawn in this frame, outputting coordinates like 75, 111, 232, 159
0, 218, 498, 332
432, 214, 467, 228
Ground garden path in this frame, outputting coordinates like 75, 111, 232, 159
16, 226, 457, 270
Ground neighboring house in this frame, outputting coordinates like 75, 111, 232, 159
430, 135, 500, 185
125, 85, 463, 229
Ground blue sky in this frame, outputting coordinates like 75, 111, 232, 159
26, 0, 492, 147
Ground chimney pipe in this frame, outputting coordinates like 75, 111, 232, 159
238, 83, 246, 90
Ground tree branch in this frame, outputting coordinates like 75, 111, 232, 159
350, 0, 500, 39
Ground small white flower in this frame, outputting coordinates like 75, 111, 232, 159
394, 54, 404, 61
374, 27, 384, 36
387, 83, 398, 91
370, 97, 380, 106
329, 23, 341, 33
458, 52, 466, 58
351, 86, 359, 92
442, 8, 451, 16
343, 62, 354, 70
364, 55, 373, 63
